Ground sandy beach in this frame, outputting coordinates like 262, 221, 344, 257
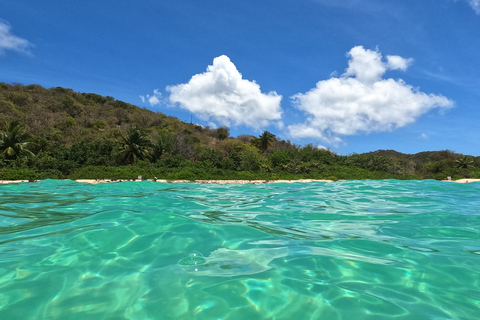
0, 179, 335, 184
446, 178, 480, 183
1, 179, 479, 184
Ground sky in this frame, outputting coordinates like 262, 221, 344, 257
1, 0, 479, 156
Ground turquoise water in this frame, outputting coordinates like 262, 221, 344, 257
0, 180, 479, 320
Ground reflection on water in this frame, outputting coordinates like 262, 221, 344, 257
180, 246, 394, 278
0, 179, 479, 319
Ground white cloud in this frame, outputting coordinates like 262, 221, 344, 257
467, 0, 480, 13
288, 46, 454, 145
275, 121, 285, 130
140, 89, 162, 106
421, 133, 429, 140
386, 55, 413, 71
167, 55, 282, 129
0, 21, 32, 55
208, 122, 218, 129
343, 46, 387, 84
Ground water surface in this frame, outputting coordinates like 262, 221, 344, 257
0, 180, 479, 319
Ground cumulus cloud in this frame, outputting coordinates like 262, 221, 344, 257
140, 89, 162, 106
386, 55, 413, 71
467, 0, 480, 13
288, 46, 454, 145
167, 55, 282, 129
0, 21, 32, 55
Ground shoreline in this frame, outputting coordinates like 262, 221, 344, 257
1, 178, 479, 184
0, 179, 335, 184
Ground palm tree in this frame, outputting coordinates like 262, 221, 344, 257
258, 131, 276, 151
118, 127, 152, 164
455, 156, 474, 169
0, 121, 35, 160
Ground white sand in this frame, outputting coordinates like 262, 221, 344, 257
0, 179, 335, 184
1, 178, 479, 184
73, 179, 336, 184
445, 178, 480, 183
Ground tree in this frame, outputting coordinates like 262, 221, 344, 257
118, 127, 152, 164
257, 131, 276, 152
0, 121, 34, 161
270, 151, 290, 167
216, 126, 230, 140
455, 156, 474, 169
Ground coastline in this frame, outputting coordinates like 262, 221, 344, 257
1, 178, 479, 184
445, 178, 480, 183
0, 179, 335, 184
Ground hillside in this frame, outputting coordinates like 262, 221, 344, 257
0, 83, 478, 181
0, 83, 225, 148
364, 149, 465, 166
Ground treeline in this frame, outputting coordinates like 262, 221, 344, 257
1, 83, 479, 180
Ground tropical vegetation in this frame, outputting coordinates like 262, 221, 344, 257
0, 83, 478, 181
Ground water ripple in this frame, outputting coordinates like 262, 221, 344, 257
0, 179, 479, 319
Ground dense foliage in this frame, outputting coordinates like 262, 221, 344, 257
1, 83, 478, 180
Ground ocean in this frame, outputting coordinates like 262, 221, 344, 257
0, 179, 479, 319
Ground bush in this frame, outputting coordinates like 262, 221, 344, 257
270, 151, 290, 167
0, 169, 37, 180
36, 169, 64, 179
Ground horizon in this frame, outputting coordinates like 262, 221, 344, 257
1, 0, 479, 156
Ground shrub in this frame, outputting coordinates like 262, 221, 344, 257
0, 169, 37, 180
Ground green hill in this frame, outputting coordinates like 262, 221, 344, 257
0, 83, 224, 148
1, 83, 478, 181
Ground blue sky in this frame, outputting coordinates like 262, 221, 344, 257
1, 0, 479, 155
